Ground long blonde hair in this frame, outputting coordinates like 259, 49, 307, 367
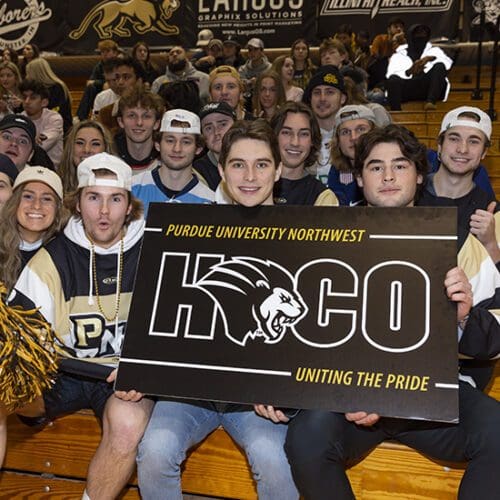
0, 186, 66, 292
25, 58, 71, 102
0, 61, 21, 93
58, 120, 115, 193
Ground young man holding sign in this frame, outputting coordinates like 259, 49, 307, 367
136, 120, 299, 499
283, 125, 500, 499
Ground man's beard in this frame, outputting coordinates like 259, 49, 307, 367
168, 59, 187, 73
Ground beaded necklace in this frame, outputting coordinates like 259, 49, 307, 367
87, 232, 124, 322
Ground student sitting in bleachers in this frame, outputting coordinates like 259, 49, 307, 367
20, 79, 63, 168
25, 58, 72, 134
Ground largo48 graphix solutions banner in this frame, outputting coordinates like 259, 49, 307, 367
116, 204, 459, 423
192, 0, 317, 48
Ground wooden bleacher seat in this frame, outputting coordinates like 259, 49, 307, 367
1, 365, 498, 499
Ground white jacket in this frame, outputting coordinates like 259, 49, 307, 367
386, 42, 453, 100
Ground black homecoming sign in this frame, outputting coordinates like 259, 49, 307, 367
117, 204, 459, 422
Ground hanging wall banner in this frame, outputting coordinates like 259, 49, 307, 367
0, 0, 54, 51
10, 1, 317, 54
8, 0, 192, 54
188, 0, 317, 48
317, 0, 459, 41
116, 204, 459, 423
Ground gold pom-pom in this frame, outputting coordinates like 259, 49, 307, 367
0, 283, 58, 411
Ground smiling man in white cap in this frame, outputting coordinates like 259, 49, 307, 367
12, 152, 152, 500
132, 109, 214, 217
417, 106, 500, 262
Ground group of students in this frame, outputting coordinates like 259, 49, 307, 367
0, 29, 498, 500
0, 96, 498, 500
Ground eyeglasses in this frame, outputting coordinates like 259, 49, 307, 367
0, 130, 31, 147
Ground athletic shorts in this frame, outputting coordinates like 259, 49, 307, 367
43, 372, 114, 420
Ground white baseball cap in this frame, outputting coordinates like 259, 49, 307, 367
77, 152, 132, 191
247, 38, 264, 49
440, 106, 492, 141
160, 109, 201, 135
197, 29, 214, 47
335, 105, 377, 130
14, 166, 63, 200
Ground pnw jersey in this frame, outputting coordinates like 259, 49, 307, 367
417, 175, 500, 364
11, 217, 144, 366
458, 233, 500, 361
274, 175, 339, 206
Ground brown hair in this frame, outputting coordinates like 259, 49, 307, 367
270, 101, 321, 170
271, 55, 292, 77
319, 38, 348, 60
58, 120, 115, 193
0, 186, 67, 292
98, 40, 118, 52
290, 39, 317, 89
353, 124, 428, 181
252, 70, 286, 120
219, 119, 280, 169
117, 86, 164, 120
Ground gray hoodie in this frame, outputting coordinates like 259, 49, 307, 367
151, 61, 210, 103
238, 55, 272, 82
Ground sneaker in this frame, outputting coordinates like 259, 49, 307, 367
424, 102, 437, 110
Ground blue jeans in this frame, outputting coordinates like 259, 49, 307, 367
137, 399, 298, 500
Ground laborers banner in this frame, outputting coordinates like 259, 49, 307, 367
117, 204, 459, 423
0, 0, 189, 54
317, 0, 460, 41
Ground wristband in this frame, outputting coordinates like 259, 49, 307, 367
458, 314, 469, 331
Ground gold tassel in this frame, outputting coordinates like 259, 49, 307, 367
0, 283, 58, 411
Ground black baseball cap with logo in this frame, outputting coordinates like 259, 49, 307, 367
0, 114, 36, 149
199, 101, 237, 122
303, 66, 346, 105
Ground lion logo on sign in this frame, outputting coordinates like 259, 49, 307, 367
197, 257, 307, 346
69, 0, 179, 40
